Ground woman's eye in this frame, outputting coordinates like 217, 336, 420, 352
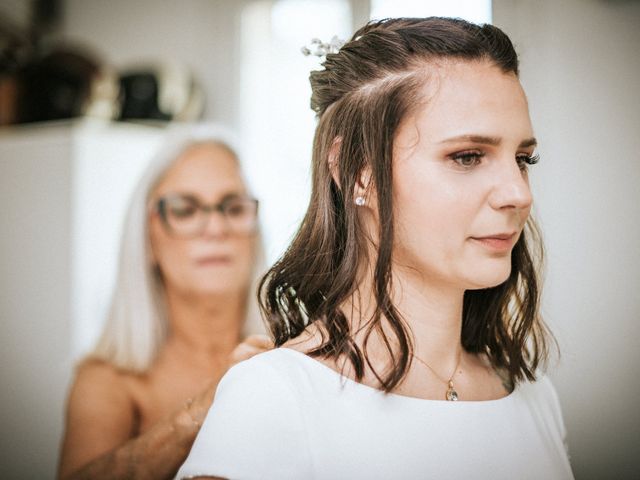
169, 203, 197, 218
224, 202, 246, 217
449, 151, 485, 168
516, 153, 540, 170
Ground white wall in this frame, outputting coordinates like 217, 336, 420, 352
0, 121, 165, 478
0, 124, 74, 478
71, 122, 163, 357
493, 1, 640, 478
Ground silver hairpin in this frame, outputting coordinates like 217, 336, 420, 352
301, 35, 345, 58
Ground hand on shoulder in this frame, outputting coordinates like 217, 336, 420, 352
227, 334, 274, 368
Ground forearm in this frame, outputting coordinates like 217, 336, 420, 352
62, 408, 200, 480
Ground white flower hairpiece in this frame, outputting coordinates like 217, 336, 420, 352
301, 35, 345, 58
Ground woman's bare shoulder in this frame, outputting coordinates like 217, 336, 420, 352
73, 358, 132, 388
59, 359, 139, 478
67, 358, 137, 415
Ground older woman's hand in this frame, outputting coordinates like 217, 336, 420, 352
228, 334, 274, 368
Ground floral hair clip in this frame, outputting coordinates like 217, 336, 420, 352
301, 35, 345, 58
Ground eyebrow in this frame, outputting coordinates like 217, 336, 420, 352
439, 135, 537, 148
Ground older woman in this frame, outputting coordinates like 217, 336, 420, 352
58, 125, 272, 480
177, 18, 573, 480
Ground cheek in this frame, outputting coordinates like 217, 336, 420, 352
150, 223, 192, 279
523, 204, 533, 223
233, 236, 258, 274
149, 220, 165, 265
157, 248, 192, 287
395, 172, 475, 243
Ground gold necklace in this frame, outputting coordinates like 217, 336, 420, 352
412, 350, 462, 401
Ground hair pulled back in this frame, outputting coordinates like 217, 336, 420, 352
260, 17, 551, 391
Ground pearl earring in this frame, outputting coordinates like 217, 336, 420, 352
355, 196, 365, 206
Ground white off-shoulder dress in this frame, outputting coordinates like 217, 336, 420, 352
176, 348, 574, 480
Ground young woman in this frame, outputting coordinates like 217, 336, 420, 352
177, 18, 574, 479
58, 125, 272, 480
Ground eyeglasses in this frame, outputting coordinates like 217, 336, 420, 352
154, 193, 259, 238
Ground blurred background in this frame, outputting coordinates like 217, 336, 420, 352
0, 0, 638, 478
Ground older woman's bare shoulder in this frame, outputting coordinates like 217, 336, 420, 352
59, 359, 139, 477
68, 359, 137, 410
73, 358, 132, 385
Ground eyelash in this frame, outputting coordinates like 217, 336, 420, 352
449, 150, 485, 168
448, 151, 541, 170
517, 153, 540, 168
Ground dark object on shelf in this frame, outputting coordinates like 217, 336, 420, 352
118, 72, 171, 121
0, 75, 18, 124
15, 49, 99, 123
117, 65, 204, 122
1, 0, 204, 125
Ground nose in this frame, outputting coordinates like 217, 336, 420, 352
487, 160, 533, 211
201, 210, 229, 238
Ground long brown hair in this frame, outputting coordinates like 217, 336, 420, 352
260, 17, 553, 391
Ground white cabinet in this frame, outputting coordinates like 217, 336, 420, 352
0, 120, 162, 477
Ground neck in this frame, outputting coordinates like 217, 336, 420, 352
164, 286, 245, 362
346, 262, 464, 376
393, 269, 464, 369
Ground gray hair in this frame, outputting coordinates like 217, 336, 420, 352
91, 123, 265, 372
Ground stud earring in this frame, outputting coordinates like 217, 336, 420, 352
355, 196, 365, 206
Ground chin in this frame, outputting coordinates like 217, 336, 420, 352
196, 282, 245, 297
464, 260, 512, 290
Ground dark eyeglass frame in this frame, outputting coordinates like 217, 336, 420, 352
154, 193, 259, 238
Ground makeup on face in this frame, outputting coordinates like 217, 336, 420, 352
390, 61, 535, 289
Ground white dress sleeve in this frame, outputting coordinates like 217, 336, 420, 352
175, 355, 313, 480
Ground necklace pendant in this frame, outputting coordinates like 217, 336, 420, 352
446, 381, 458, 401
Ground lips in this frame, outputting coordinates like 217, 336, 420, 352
195, 255, 232, 266
469, 232, 518, 252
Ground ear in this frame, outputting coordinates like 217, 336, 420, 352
354, 164, 373, 205
328, 136, 374, 205
327, 136, 342, 188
